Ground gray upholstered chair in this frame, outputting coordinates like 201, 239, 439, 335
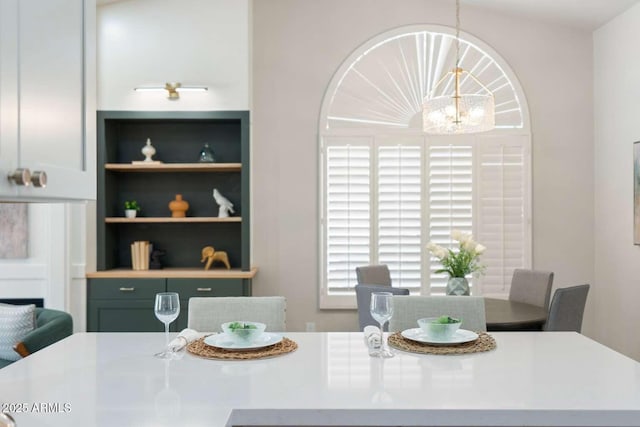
188, 296, 286, 332
544, 284, 590, 332
355, 284, 409, 331
0, 308, 73, 369
509, 269, 554, 309
389, 296, 487, 332
355, 264, 391, 286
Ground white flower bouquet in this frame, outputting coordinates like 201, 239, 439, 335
426, 230, 486, 278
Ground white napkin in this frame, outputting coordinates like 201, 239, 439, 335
167, 328, 208, 352
363, 325, 382, 354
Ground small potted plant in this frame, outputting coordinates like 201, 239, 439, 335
124, 200, 140, 218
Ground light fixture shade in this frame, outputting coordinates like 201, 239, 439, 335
423, 92, 495, 134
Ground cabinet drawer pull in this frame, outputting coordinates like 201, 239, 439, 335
119, 287, 135, 292
196, 287, 212, 292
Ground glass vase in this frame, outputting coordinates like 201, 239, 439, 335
198, 143, 216, 163
446, 277, 470, 296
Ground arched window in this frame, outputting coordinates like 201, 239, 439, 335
319, 25, 531, 309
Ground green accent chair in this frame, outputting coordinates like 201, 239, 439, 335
0, 308, 73, 368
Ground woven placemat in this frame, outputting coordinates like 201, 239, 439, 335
388, 331, 496, 355
187, 336, 298, 360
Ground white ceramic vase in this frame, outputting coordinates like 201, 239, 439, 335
142, 138, 156, 162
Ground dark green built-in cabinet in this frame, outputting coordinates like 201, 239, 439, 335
87, 111, 254, 332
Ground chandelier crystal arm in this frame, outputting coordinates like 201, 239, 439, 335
464, 70, 492, 93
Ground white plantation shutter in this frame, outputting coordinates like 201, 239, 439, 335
320, 135, 530, 307
475, 135, 530, 297
324, 141, 371, 298
427, 143, 474, 295
377, 143, 422, 291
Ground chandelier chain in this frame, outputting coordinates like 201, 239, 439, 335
456, 0, 460, 67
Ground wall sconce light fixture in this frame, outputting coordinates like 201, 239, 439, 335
134, 82, 208, 100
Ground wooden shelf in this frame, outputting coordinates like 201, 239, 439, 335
105, 217, 241, 224
105, 163, 242, 172
86, 267, 258, 279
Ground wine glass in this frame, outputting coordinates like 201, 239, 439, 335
370, 292, 394, 358
154, 292, 180, 359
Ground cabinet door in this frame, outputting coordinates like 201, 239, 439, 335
167, 279, 247, 331
87, 299, 165, 332
87, 278, 166, 332
0, 0, 19, 198
15, 0, 95, 201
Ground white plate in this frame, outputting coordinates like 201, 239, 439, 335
401, 328, 479, 345
204, 332, 283, 350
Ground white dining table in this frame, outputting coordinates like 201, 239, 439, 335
1, 331, 640, 427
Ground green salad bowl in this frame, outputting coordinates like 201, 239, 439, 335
417, 316, 461, 340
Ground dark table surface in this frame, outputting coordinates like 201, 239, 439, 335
485, 297, 547, 331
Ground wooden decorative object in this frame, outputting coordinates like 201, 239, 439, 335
201, 246, 231, 270
13, 341, 30, 357
169, 194, 189, 218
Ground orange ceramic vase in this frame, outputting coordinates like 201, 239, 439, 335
169, 194, 189, 218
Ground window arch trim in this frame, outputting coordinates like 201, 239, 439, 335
319, 24, 531, 135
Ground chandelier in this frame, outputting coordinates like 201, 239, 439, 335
423, 0, 495, 134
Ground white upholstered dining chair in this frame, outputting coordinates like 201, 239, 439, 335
389, 296, 487, 332
188, 296, 287, 332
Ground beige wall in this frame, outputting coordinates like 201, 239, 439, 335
593, 3, 640, 360
98, 0, 250, 110
252, 0, 594, 332
93, 0, 596, 335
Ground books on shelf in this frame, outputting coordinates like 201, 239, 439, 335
131, 241, 151, 270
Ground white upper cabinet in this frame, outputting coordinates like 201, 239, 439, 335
0, 0, 96, 201
0, 0, 19, 198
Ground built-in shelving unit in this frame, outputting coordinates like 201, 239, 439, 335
87, 111, 253, 332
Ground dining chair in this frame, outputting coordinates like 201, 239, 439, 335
188, 296, 286, 332
389, 296, 487, 332
355, 264, 392, 286
509, 269, 554, 309
355, 284, 410, 331
544, 284, 590, 332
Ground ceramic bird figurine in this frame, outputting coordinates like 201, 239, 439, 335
213, 188, 235, 218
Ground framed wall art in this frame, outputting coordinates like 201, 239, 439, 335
0, 203, 28, 258
634, 142, 640, 245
